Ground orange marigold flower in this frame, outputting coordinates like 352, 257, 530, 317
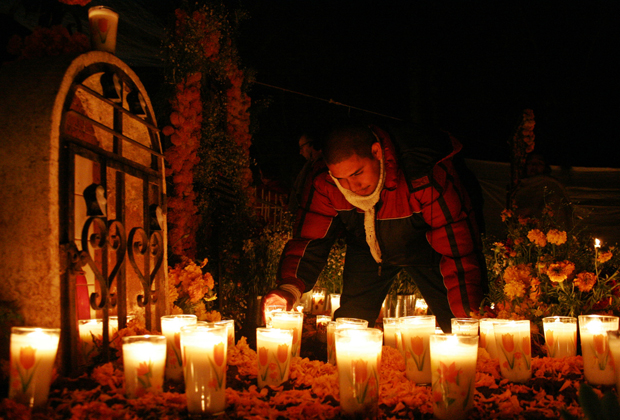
598, 251, 613, 264
547, 261, 575, 283
501, 333, 515, 353
574, 272, 597, 292
19, 346, 36, 370
546, 229, 567, 246
411, 336, 425, 356
528, 229, 547, 247
504, 280, 526, 299
501, 209, 513, 222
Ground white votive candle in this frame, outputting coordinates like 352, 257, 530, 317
264, 303, 286, 327
122, 335, 167, 398
399, 315, 435, 384
9, 327, 61, 408
579, 315, 619, 385
451, 318, 479, 336
542, 316, 577, 358
479, 318, 510, 359
180, 324, 228, 415
327, 318, 369, 365
330, 293, 341, 318
161, 314, 197, 382
493, 320, 531, 383
271, 311, 304, 357
335, 328, 383, 419
382, 317, 401, 349
311, 288, 327, 314
88, 6, 119, 54
430, 334, 479, 420
256, 327, 294, 388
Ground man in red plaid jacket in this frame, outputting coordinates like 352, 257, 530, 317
263, 120, 487, 333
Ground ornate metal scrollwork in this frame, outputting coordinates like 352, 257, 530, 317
128, 227, 164, 307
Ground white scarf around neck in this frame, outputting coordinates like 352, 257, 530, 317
330, 156, 386, 264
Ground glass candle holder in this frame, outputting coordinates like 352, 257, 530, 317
382, 317, 401, 350
330, 293, 341, 318
451, 318, 479, 336
413, 297, 428, 315
180, 324, 228, 415
88, 6, 119, 54
394, 294, 416, 317
493, 320, 531, 383
311, 287, 327, 314
264, 303, 287, 327
78, 318, 103, 364
122, 335, 167, 398
316, 315, 331, 343
9, 327, 61, 408
606, 330, 620, 402
430, 334, 479, 420
479, 318, 510, 359
213, 319, 235, 348
335, 328, 383, 419
579, 315, 619, 385
161, 314, 197, 381
542, 316, 577, 358
399, 315, 436, 384
271, 311, 304, 357
256, 327, 294, 388
327, 318, 369, 365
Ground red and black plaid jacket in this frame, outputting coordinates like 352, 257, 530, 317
277, 125, 485, 318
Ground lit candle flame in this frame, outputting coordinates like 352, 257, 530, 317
595, 238, 601, 248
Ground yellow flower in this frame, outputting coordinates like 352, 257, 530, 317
528, 229, 547, 247
546, 261, 575, 283
546, 229, 567, 246
597, 251, 613, 264
574, 272, 597, 292
502, 264, 532, 299
504, 280, 526, 299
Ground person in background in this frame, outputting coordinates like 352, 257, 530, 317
512, 152, 572, 230
264, 120, 487, 333
288, 132, 322, 215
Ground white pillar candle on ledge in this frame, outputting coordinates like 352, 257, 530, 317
330, 293, 341, 318
579, 315, 619, 385
335, 327, 383, 419
493, 320, 531, 383
430, 334, 479, 420
399, 315, 435, 385
479, 318, 510, 359
88, 6, 119, 54
451, 318, 479, 336
271, 311, 304, 357
122, 335, 167, 398
9, 327, 61, 409
180, 324, 228, 415
542, 316, 577, 358
256, 327, 294, 388
161, 314, 197, 382
327, 318, 369, 365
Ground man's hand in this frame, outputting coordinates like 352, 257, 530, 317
261, 288, 297, 315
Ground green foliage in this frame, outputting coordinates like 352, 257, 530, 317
315, 237, 346, 294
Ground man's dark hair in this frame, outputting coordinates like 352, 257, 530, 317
323, 121, 377, 165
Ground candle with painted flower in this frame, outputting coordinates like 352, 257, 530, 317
121, 335, 167, 398
479, 318, 510, 359
451, 318, 479, 336
579, 315, 619, 385
430, 334, 479, 420
414, 297, 428, 315
88, 6, 119, 54
78, 318, 103, 363
399, 315, 435, 384
271, 311, 304, 357
161, 314, 197, 381
316, 315, 331, 343
327, 318, 369, 364
542, 316, 577, 358
256, 327, 294, 388
493, 320, 531, 382
311, 288, 327, 314
382, 317, 401, 349
606, 330, 620, 401
264, 303, 286, 327
180, 324, 228, 415
330, 293, 341, 318
9, 327, 60, 408
335, 328, 383, 418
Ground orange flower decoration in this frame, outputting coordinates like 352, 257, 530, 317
276, 344, 289, 364
437, 361, 460, 384
546, 229, 567, 246
137, 361, 149, 377
574, 272, 597, 292
174, 332, 181, 349
19, 346, 36, 370
593, 334, 607, 356
213, 342, 225, 366
258, 347, 268, 366
546, 261, 575, 283
527, 229, 547, 247
501, 333, 515, 353
97, 19, 108, 34
598, 251, 613, 264
411, 336, 424, 356
523, 335, 531, 356
351, 359, 368, 384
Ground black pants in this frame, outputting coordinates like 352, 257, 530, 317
333, 247, 455, 333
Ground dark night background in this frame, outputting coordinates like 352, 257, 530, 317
2, 0, 619, 189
